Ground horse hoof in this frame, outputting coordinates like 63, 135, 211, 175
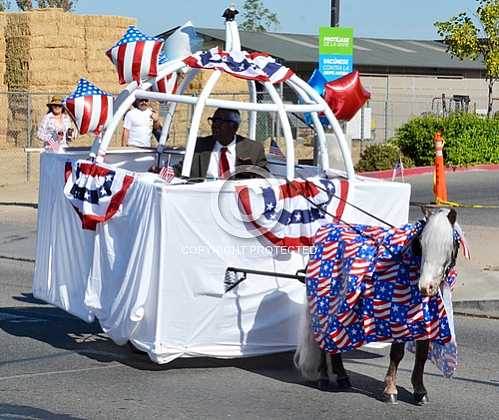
382, 393, 398, 405
317, 378, 330, 391
336, 377, 352, 390
414, 393, 429, 405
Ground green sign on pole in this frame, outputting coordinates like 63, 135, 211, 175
319, 27, 353, 81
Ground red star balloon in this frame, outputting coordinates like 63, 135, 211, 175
323, 71, 371, 121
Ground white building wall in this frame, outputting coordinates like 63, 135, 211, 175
359, 74, 499, 142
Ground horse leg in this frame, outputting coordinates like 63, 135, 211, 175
317, 350, 330, 390
411, 339, 430, 405
330, 353, 352, 389
383, 342, 405, 404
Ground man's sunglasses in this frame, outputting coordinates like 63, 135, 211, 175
208, 117, 237, 125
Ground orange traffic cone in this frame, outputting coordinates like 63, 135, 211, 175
433, 132, 448, 204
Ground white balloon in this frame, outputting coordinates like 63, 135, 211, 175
165, 21, 203, 61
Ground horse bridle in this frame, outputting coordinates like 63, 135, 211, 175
408, 229, 460, 286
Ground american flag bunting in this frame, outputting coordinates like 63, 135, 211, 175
237, 177, 349, 249
183, 47, 294, 84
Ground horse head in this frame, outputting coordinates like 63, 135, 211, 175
417, 207, 458, 297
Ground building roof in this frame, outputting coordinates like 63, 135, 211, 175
158, 27, 484, 72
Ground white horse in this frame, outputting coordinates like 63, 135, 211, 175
294, 208, 460, 404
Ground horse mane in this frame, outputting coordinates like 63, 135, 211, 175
420, 210, 454, 261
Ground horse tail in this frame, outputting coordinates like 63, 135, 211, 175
293, 293, 322, 381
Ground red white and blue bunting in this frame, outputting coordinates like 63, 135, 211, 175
184, 47, 294, 84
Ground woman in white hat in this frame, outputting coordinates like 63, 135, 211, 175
37, 95, 74, 152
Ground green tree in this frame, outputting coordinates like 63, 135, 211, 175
16, 0, 32, 10
0, 0, 10, 11
37, 0, 77, 11
435, 0, 499, 117
239, 0, 279, 32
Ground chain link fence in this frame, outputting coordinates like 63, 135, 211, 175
0, 89, 481, 186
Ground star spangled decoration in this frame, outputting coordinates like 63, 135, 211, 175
64, 79, 113, 135
305, 221, 459, 377
237, 177, 348, 249
106, 25, 164, 85
183, 47, 295, 84
151, 51, 178, 94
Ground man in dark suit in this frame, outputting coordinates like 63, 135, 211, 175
178, 108, 268, 179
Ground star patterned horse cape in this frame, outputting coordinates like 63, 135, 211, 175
306, 220, 459, 377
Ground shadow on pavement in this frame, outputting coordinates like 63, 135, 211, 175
0, 301, 408, 405
11, 292, 48, 305
13, 300, 490, 405
0, 403, 84, 419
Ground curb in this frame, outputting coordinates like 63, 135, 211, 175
0, 202, 37, 208
359, 163, 499, 179
453, 300, 499, 319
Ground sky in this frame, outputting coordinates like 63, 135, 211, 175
69, 0, 480, 39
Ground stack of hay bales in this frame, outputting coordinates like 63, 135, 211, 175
5, 9, 85, 147
3, 8, 135, 148
82, 15, 135, 147
84, 16, 135, 94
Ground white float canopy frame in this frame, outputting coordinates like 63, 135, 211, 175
95, 15, 355, 180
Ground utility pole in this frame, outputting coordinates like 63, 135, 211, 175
330, 0, 340, 27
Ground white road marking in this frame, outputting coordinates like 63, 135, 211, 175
0, 363, 122, 381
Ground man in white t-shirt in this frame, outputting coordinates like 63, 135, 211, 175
121, 98, 161, 148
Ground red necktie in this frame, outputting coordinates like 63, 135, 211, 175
219, 147, 230, 178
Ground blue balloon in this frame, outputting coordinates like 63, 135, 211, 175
307, 68, 327, 96
304, 69, 329, 126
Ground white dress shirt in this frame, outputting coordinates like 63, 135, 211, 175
206, 137, 237, 178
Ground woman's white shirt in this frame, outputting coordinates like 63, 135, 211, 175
37, 112, 72, 150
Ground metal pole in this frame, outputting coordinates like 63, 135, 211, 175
26, 93, 32, 183
360, 104, 365, 153
330, 0, 340, 26
384, 76, 389, 142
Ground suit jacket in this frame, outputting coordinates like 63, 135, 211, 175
176, 135, 268, 179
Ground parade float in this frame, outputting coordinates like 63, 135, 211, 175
32, 9, 410, 364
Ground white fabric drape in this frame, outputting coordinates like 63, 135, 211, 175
33, 151, 410, 364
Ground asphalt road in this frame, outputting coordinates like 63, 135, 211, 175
1, 170, 498, 419
0, 258, 498, 420
406, 170, 499, 226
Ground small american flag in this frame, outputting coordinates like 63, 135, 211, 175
391, 158, 405, 181
64, 79, 113, 135
454, 225, 471, 259
158, 155, 175, 183
47, 137, 60, 152
269, 138, 285, 161
106, 26, 163, 85
159, 166, 175, 183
